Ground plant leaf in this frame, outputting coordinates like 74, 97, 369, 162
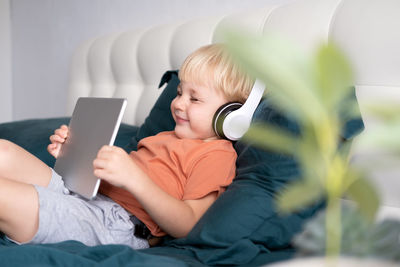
242, 123, 300, 156
314, 43, 354, 110
276, 179, 324, 213
356, 122, 400, 153
346, 175, 380, 222
362, 102, 400, 122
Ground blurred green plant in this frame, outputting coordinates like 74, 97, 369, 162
223, 31, 381, 258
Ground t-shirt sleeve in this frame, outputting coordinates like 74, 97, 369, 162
182, 150, 237, 201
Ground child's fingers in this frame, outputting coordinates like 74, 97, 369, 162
93, 157, 109, 171
50, 134, 65, 144
47, 143, 58, 157
47, 143, 53, 151
49, 135, 57, 144
54, 128, 68, 138
96, 146, 114, 158
93, 168, 109, 180
49, 143, 56, 149
60, 125, 69, 135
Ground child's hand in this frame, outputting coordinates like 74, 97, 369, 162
47, 125, 69, 159
93, 146, 141, 189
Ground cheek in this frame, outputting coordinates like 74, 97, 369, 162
189, 108, 215, 130
170, 100, 176, 117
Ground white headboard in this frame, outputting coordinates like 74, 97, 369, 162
66, 0, 400, 219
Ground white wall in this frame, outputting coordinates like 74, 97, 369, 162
9, 0, 289, 121
0, 0, 12, 123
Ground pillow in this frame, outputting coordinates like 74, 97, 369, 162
124, 70, 178, 152
0, 117, 138, 167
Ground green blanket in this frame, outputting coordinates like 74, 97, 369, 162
0, 238, 293, 266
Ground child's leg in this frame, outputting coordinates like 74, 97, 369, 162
0, 177, 39, 243
0, 139, 52, 187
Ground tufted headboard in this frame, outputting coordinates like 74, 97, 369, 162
66, 0, 400, 219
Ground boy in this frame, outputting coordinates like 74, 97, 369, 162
0, 44, 254, 249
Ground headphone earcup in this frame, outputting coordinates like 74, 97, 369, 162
212, 102, 242, 140
212, 79, 266, 141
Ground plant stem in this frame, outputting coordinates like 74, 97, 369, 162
326, 196, 342, 259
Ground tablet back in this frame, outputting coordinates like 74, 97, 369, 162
54, 97, 127, 199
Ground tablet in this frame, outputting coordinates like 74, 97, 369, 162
54, 97, 127, 199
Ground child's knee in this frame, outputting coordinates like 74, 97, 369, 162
0, 139, 12, 152
0, 139, 16, 165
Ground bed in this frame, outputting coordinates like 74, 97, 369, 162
0, 0, 399, 266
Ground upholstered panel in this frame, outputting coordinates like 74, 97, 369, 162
263, 0, 342, 52
330, 0, 400, 87
134, 23, 181, 124
213, 6, 276, 42
171, 17, 223, 69
88, 33, 121, 98
66, 38, 95, 115
110, 29, 147, 124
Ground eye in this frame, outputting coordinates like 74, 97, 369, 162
190, 97, 199, 102
176, 90, 182, 96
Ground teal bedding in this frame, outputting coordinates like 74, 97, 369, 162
0, 71, 364, 266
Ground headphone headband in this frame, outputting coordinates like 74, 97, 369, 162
240, 79, 266, 114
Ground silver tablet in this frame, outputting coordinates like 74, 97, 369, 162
54, 97, 127, 199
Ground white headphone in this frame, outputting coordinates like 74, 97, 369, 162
212, 79, 266, 140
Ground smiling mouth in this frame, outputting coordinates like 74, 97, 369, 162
175, 115, 189, 124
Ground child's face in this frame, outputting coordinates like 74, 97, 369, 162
171, 81, 228, 140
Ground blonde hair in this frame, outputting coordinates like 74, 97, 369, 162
178, 44, 254, 103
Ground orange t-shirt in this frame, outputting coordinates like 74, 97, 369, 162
100, 131, 237, 236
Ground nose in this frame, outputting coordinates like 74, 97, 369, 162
173, 95, 186, 111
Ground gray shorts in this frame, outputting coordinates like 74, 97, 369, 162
9, 169, 149, 249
